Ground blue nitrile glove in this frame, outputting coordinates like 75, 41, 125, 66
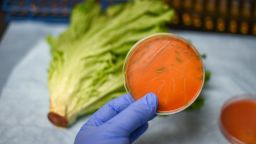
74, 93, 158, 144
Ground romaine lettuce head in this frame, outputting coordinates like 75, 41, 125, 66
47, 0, 174, 127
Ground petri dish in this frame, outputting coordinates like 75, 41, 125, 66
219, 95, 256, 144
124, 33, 205, 115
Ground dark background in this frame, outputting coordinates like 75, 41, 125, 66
0, 0, 8, 41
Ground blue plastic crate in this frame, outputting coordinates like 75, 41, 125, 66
2, 0, 127, 23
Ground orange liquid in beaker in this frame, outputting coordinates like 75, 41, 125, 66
220, 98, 256, 144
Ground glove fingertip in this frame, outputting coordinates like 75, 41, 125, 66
145, 93, 158, 113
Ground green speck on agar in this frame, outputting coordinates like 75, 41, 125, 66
156, 67, 166, 73
176, 56, 182, 63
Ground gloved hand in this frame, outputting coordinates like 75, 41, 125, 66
74, 93, 158, 144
